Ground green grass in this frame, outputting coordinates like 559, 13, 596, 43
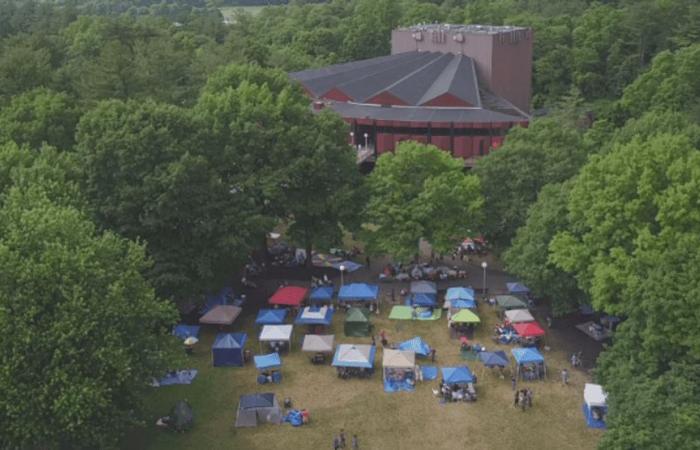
220, 5, 269, 21
125, 296, 602, 450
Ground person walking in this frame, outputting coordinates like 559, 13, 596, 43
526, 388, 533, 408
430, 348, 436, 362
561, 368, 569, 385
333, 435, 340, 450
513, 390, 519, 407
339, 429, 346, 449
511, 376, 516, 391
352, 434, 359, 450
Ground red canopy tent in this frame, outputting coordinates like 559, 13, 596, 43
513, 322, 546, 337
269, 286, 308, 307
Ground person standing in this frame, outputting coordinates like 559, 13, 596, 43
339, 429, 346, 449
526, 388, 533, 408
561, 368, 569, 385
352, 434, 359, 450
365, 255, 371, 269
333, 435, 340, 450
430, 348, 436, 362
511, 376, 516, 391
371, 335, 376, 346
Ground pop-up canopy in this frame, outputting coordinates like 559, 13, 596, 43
505, 308, 535, 323
332, 344, 376, 368
212, 333, 247, 367
173, 324, 201, 340
450, 309, 481, 324
513, 321, 545, 337
383, 349, 416, 369
398, 336, 431, 356
199, 305, 242, 325
269, 286, 308, 307
255, 309, 287, 326
507, 282, 530, 295
446, 287, 475, 302
301, 334, 335, 353
259, 325, 293, 343
407, 293, 437, 307
254, 352, 282, 371
495, 295, 528, 310
584, 383, 607, 408
411, 281, 437, 295
511, 347, 544, 364
294, 305, 334, 326
338, 283, 379, 302
441, 366, 474, 384
309, 286, 334, 303
478, 351, 509, 368
448, 299, 477, 309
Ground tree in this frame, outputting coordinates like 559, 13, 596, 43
0, 88, 80, 150
364, 141, 483, 260
0, 163, 178, 449
503, 181, 587, 316
284, 111, 365, 265
474, 117, 587, 250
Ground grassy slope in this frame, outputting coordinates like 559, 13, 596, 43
125, 294, 602, 450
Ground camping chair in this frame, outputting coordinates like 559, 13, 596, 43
310, 353, 326, 365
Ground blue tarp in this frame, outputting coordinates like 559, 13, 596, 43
335, 260, 363, 272
202, 286, 234, 313
582, 404, 607, 429
212, 333, 247, 367
384, 378, 415, 393
450, 299, 476, 309
338, 283, 379, 301
294, 306, 334, 326
173, 324, 201, 340
479, 351, 509, 367
398, 336, 431, 356
157, 369, 198, 386
511, 347, 544, 365
309, 286, 334, 302
441, 366, 474, 384
255, 309, 287, 325
284, 409, 304, 426
446, 287, 475, 302
506, 282, 530, 295
421, 366, 438, 380
254, 352, 282, 370
406, 293, 437, 307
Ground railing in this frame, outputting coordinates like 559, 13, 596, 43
356, 145, 376, 164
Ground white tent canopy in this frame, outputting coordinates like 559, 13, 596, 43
259, 324, 293, 342
301, 334, 335, 353
584, 383, 607, 408
334, 344, 373, 366
383, 349, 416, 368
505, 308, 535, 323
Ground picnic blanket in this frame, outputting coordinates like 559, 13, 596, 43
421, 365, 438, 380
154, 369, 198, 387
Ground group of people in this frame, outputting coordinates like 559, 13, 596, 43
333, 429, 359, 450
514, 388, 534, 411
437, 380, 477, 402
311, 274, 333, 289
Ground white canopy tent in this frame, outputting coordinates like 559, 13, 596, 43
301, 334, 335, 353
383, 349, 415, 369
584, 383, 607, 408
382, 349, 416, 390
199, 305, 242, 325
259, 324, 293, 353
504, 308, 535, 323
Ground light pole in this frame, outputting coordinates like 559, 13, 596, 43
349, 131, 355, 146
340, 265, 346, 287
363, 132, 369, 149
481, 261, 488, 297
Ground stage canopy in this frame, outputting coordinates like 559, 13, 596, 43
199, 305, 242, 325
301, 334, 335, 353
511, 347, 544, 365
255, 309, 287, 326
446, 287, 475, 302
505, 308, 535, 323
269, 286, 308, 307
513, 321, 545, 337
332, 344, 376, 368
338, 283, 379, 301
441, 366, 474, 384
507, 282, 530, 295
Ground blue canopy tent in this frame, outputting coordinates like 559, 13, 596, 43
398, 336, 432, 357
478, 351, 509, 368
406, 293, 437, 307
294, 305, 334, 326
255, 309, 287, 326
173, 324, 201, 340
338, 283, 379, 303
254, 353, 282, 384
309, 286, 334, 303
511, 347, 546, 380
202, 286, 234, 314
212, 333, 247, 367
506, 282, 530, 295
441, 366, 474, 384
450, 299, 476, 309
446, 287, 475, 302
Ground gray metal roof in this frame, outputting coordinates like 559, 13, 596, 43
327, 102, 526, 123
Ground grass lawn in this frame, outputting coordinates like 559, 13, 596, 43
125, 293, 602, 450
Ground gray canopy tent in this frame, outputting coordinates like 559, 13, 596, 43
235, 393, 282, 428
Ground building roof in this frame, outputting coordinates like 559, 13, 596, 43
290, 51, 528, 124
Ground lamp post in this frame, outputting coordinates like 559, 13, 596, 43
349, 131, 355, 146
340, 264, 346, 287
363, 132, 369, 149
481, 261, 488, 297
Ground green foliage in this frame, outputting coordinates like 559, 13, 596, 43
0, 88, 80, 150
503, 181, 586, 316
474, 117, 587, 249
0, 152, 179, 449
364, 141, 483, 260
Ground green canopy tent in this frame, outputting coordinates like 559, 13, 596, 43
449, 309, 481, 324
495, 295, 528, 311
344, 307, 371, 337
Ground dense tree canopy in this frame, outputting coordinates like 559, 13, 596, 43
364, 142, 483, 260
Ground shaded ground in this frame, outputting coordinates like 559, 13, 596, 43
125, 252, 604, 450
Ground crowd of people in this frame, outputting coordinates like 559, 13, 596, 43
333, 429, 360, 450
514, 388, 534, 411
436, 380, 477, 402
